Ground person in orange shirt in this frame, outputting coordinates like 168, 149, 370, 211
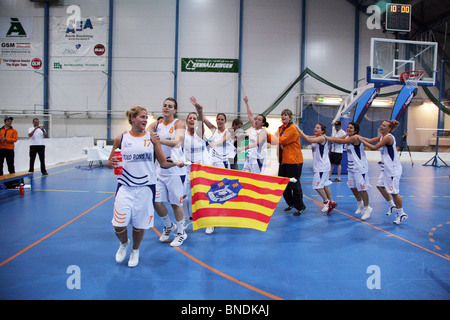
270, 109, 306, 216
0, 116, 18, 176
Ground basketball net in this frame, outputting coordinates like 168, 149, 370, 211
400, 71, 424, 89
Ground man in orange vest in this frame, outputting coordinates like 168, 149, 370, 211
0, 116, 18, 176
270, 109, 307, 216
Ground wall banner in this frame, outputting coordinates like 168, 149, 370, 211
50, 15, 107, 71
0, 17, 34, 39
181, 58, 239, 73
0, 17, 42, 70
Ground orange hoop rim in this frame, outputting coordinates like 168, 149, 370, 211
400, 70, 425, 82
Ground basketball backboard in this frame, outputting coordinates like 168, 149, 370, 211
368, 38, 438, 86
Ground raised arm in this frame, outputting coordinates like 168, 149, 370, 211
244, 96, 256, 128
190, 96, 205, 138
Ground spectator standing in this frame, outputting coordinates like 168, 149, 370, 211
329, 121, 346, 182
0, 116, 18, 176
28, 118, 48, 175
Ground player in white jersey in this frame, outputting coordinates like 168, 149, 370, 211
107, 106, 182, 267
358, 120, 407, 225
148, 98, 188, 246
237, 96, 269, 174
181, 97, 210, 230
298, 123, 337, 214
326, 122, 372, 220
202, 109, 236, 234
204, 112, 236, 169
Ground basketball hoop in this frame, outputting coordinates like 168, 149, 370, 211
400, 70, 424, 88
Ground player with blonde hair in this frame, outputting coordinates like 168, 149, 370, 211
357, 120, 407, 225
107, 106, 183, 267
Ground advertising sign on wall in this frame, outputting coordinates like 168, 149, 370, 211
50, 13, 107, 71
181, 58, 239, 73
0, 17, 42, 71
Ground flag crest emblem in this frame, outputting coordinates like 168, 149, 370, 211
206, 178, 243, 204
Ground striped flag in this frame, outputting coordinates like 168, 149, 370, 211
190, 164, 289, 232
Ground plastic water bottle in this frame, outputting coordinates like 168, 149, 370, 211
114, 149, 123, 175
20, 183, 24, 195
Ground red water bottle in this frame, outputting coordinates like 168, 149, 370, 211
20, 183, 24, 195
114, 148, 123, 175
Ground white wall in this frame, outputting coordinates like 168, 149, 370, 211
0, 0, 446, 147
240, 0, 301, 118
2, 136, 93, 174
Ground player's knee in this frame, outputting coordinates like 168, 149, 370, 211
114, 226, 126, 234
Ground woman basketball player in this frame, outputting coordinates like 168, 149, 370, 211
326, 122, 372, 220
357, 120, 407, 225
107, 106, 183, 267
148, 98, 188, 246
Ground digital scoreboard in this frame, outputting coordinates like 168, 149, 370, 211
386, 3, 412, 32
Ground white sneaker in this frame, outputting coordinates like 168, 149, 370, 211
128, 249, 139, 267
361, 206, 372, 220
321, 201, 330, 213
115, 239, 130, 263
159, 223, 176, 242
355, 201, 364, 214
393, 212, 408, 225
386, 204, 396, 216
205, 227, 215, 234
170, 232, 188, 247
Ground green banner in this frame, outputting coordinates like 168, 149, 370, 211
181, 58, 239, 73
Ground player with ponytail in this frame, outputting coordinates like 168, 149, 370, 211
357, 120, 407, 225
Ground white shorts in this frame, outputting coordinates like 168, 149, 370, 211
211, 160, 230, 169
156, 174, 185, 206
347, 171, 371, 191
112, 184, 155, 229
242, 158, 265, 174
313, 171, 332, 189
183, 165, 192, 199
377, 171, 401, 194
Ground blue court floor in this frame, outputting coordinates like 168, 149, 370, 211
0, 157, 449, 300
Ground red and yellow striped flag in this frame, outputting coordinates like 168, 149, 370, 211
190, 164, 289, 232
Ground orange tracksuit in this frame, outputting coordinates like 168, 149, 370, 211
0, 126, 18, 150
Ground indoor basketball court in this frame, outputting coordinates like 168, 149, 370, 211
1, 0, 449, 303
0, 153, 449, 300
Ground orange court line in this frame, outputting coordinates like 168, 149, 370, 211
0, 194, 115, 268
152, 227, 284, 300
303, 195, 450, 262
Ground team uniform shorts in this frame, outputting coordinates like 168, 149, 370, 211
377, 171, 401, 194
242, 158, 265, 174
156, 174, 186, 206
329, 152, 343, 165
112, 184, 156, 229
211, 160, 230, 169
347, 171, 371, 191
312, 171, 332, 189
